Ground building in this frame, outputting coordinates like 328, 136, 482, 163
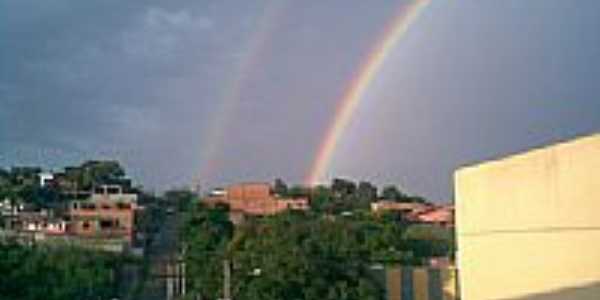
204, 183, 309, 221
455, 134, 600, 300
371, 201, 430, 215
68, 185, 138, 243
0, 198, 22, 217
0, 185, 140, 252
384, 266, 458, 300
14, 211, 67, 235
371, 201, 454, 227
90, 185, 138, 203
0, 206, 70, 246
38, 172, 54, 187
410, 205, 454, 228
51, 171, 81, 193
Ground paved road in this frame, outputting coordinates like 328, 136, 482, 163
136, 212, 182, 300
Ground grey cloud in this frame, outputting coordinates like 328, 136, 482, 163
120, 7, 214, 61
2, 0, 600, 199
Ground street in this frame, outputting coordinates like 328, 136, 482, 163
136, 211, 184, 300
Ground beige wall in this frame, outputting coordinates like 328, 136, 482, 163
455, 134, 600, 300
227, 183, 271, 200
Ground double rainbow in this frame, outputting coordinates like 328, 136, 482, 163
305, 0, 430, 186
198, 1, 289, 183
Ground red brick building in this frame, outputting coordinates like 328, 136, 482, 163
410, 205, 454, 228
68, 185, 138, 243
371, 200, 454, 227
371, 201, 430, 215
204, 183, 309, 220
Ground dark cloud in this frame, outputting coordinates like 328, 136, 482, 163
1, 0, 600, 199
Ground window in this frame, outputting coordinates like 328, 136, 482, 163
99, 220, 113, 229
117, 202, 131, 210
82, 203, 96, 210
107, 187, 120, 194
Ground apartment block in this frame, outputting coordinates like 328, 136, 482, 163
69, 185, 138, 243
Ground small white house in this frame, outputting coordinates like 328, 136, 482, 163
39, 172, 54, 187
0, 198, 22, 216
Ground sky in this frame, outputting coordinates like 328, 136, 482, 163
1, 0, 599, 201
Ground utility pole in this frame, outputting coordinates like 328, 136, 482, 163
181, 249, 186, 296
223, 259, 232, 300
166, 261, 173, 300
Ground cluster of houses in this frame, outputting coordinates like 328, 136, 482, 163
204, 182, 310, 224
2, 170, 453, 252
371, 200, 454, 227
1, 177, 141, 253
203, 182, 454, 227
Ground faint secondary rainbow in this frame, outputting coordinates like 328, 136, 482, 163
197, 1, 289, 184
305, 0, 430, 186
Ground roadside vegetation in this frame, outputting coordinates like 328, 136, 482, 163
0, 243, 123, 300
0, 160, 169, 300
181, 179, 454, 300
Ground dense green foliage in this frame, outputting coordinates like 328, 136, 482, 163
0, 244, 120, 300
228, 213, 388, 300
181, 204, 234, 300
276, 178, 430, 214
165, 189, 197, 212
0, 161, 130, 208
273, 178, 288, 196
381, 185, 405, 201
0, 161, 156, 300
64, 160, 127, 191
0, 166, 57, 208
182, 204, 454, 300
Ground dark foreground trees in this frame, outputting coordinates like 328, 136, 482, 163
181, 204, 234, 300
182, 206, 454, 300
0, 244, 121, 300
228, 213, 386, 300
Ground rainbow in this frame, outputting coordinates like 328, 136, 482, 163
305, 0, 430, 186
197, 1, 289, 183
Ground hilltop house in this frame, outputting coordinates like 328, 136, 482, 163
68, 185, 138, 244
204, 182, 309, 223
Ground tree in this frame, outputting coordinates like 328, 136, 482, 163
10, 167, 41, 186
309, 186, 333, 213
0, 168, 12, 199
331, 178, 357, 197
0, 168, 9, 186
227, 213, 387, 300
182, 204, 234, 299
182, 203, 455, 300
165, 189, 196, 212
381, 185, 406, 202
273, 178, 288, 197
356, 181, 377, 209
402, 224, 454, 264
287, 185, 310, 198
0, 244, 120, 300
357, 181, 377, 200
82, 160, 126, 188
63, 161, 126, 191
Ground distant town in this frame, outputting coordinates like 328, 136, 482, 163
1, 161, 453, 250
2, 133, 599, 300
1, 161, 145, 253
0, 160, 456, 300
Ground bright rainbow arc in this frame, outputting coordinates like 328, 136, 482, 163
197, 1, 289, 184
305, 0, 430, 186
